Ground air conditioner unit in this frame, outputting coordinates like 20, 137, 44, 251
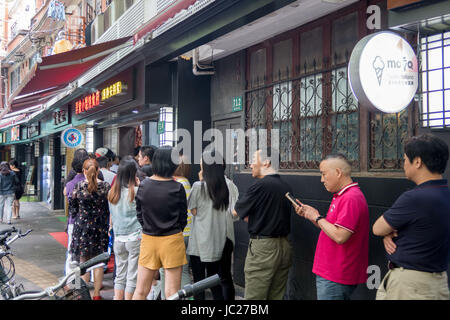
91, 14, 105, 43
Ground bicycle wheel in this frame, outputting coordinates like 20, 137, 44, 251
0, 255, 15, 283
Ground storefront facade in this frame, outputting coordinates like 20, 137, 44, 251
166, 0, 449, 299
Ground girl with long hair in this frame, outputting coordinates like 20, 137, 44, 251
108, 156, 142, 300
187, 150, 239, 300
69, 158, 110, 300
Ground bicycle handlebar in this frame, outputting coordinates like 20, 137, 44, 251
79, 252, 110, 275
167, 274, 221, 300
13, 252, 110, 300
4, 229, 33, 247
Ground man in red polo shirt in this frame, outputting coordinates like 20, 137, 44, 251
295, 154, 369, 300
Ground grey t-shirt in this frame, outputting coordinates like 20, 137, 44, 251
187, 177, 239, 262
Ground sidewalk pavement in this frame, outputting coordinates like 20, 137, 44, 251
2, 201, 244, 300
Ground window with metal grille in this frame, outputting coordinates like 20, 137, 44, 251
159, 107, 174, 147
244, 6, 412, 172
419, 31, 450, 129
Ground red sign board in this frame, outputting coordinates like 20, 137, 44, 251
74, 81, 124, 115
75, 91, 101, 115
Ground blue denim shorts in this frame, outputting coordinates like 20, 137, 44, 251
316, 275, 357, 300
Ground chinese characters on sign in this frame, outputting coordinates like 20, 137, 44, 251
75, 91, 101, 115
101, 81, 122, 100
53, 110, 67, 126
75, 81, 123, 115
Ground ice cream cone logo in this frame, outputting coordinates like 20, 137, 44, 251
372, 56, 385, 86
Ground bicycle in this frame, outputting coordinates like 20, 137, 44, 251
13, 252, 110, 300
0, 226, 33, 299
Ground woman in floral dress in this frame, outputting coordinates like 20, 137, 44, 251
69, 158, 110, 300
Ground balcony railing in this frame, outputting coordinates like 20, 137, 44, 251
65, 15, 86, 47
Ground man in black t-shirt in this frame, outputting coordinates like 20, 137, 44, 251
373, 134, 450, 300
233, 149, 293, 300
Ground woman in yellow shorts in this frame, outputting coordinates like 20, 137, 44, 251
132, 147, 188, 299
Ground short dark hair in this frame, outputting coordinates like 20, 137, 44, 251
72, 149, 89, 173
151, 146, 178, 178
140, 145, 158, 162
97, 156, 108, 169
404, 134, 449, 174
9, 159, 18, 167
105, 149, 115, 162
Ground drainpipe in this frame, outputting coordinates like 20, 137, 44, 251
192, 47, 214, 76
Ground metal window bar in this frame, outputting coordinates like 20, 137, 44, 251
418, 31, 450, 129
245, 56, 360, 170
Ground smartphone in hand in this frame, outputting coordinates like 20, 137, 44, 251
285, 192, 301, 207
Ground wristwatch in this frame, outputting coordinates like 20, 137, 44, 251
315, 215, 325, 224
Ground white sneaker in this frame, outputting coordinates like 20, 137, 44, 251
146, 280, 161, 300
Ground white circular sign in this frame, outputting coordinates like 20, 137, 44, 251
61, 128, 84, 148
348, 31, 418, 113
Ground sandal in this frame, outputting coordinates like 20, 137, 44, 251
93, 296, 103, 300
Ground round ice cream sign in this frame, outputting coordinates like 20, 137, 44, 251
61, 128, 83, 148
348, 31, 418, 113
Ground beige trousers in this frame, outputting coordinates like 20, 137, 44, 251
376, 267, 449, 300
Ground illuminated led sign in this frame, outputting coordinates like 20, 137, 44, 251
348, 31, 418, 113
101, 81, 122, 100
75, 81, 124, 115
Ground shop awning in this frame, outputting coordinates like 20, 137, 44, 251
8, 36, 132, 111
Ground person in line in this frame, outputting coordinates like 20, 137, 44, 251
65, 148, 104, 184
188, 150, 238, 300
110, 155, 121, 174
135, 144, 159, 297
108, 156, 142, 300
0, 162, 17, 225
132, 147, 187, 300
64, 152, 89, 276
9, 160, 23, 220
159, 155, 193, 299
232, 148, 293, 300
69, 158, 110, 300
294, 153, 369, 300
137, 145, 158, 182
97, 156, 116, 185
373, 134, 450, 300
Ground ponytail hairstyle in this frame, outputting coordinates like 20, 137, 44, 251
83, 158, 99, 193
201, 150, 229, 211
108, 156, 138, 205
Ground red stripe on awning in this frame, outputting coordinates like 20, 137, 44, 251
9, 36, 132, 111
134, 0, 197, 44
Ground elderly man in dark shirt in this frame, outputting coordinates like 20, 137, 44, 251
373, 134, 450, 300
233, 149, 293, 300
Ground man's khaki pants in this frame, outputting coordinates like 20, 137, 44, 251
376, 267, 449, 300
244, 237, 292, 300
